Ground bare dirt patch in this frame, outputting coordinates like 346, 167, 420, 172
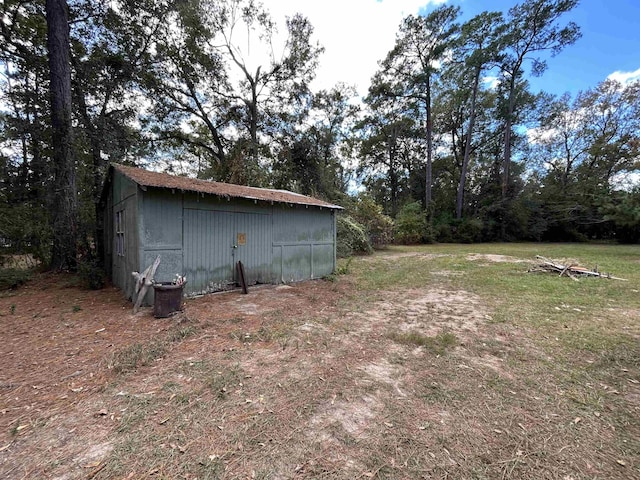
356, 287, 489, 342
466, 253, 528, 263
0, 275, 173, 431
431, 270, 465, 277
362, 252, 451, 261
1, 275, 355, 479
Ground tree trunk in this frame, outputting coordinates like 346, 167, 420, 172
425, 74, 433, 212
501, 72, 518, 200
456, 67, 481, 220
388, 126, 399, 218
249, 69, 260, 165
500, 71, 519, 240
75, 74, 108, 267
46, 0, 77, 270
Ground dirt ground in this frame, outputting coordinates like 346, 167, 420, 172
1, 259, 638, 479
0, 275, 355, 478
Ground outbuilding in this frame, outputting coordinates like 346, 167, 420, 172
101, 164, 342, 304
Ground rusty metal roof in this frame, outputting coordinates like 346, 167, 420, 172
112, 164, 342, 209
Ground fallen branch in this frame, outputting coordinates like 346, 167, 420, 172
530, 256, 627, 281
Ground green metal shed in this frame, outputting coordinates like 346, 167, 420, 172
101, 164, 342, 304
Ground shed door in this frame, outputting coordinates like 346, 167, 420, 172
183, 209, 273, 294
183, 209, 235, 293
233, 212, 272, 285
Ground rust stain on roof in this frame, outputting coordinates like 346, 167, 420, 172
113, 164, 342, 209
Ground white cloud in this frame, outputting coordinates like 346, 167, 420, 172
606, 67, 640, 85
481, 75, 500, 90
265, 0, 445, 98
526, 125, 557, 145
611, 171, 640, 191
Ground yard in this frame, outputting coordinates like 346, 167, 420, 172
1, 243, 639, 479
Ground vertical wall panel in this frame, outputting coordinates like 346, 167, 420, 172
110, 171, 139, 300
143, 190, 182, 248
140, 190, 183, 302
235, 212, 272, 285
183, 209, 235, 295
272, 205, 336, 282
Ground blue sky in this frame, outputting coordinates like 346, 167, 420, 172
268, 0, 640, 99
425, 0, 640, 97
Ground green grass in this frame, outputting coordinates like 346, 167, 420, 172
206, 364, 243, 399
350, 243, 640, 438
351, 243, 640, 351
386, 330, 457, 355
108, 322, 200, 374
108, 341, 167, 374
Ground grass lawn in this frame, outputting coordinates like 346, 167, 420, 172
1, 243, 638, 479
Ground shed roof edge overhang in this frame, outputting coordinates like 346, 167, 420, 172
105, 163, 343, 210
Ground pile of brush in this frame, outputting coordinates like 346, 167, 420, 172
528, 255, 627, 281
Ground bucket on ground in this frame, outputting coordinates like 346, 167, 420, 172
153, 282, 187, 318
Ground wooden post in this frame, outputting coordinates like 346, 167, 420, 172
237, 261, 248, 294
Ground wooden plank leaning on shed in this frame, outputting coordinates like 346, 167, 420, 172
132, 255, 161, 313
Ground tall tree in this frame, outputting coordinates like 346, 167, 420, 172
499, 0, 581, 199
382, 5, 460, 212
1, 0, 52, 257
578, 79, 640, 189
142, 0, 323, 185
530, 92, 588, 192
272, 83, 358, 200
70, 0, 161, 263
454, 11, 505, 219
529, 79, 640, 239
141, 0, 232, 178
358, 73, 422, 217
46, 0, 77, 270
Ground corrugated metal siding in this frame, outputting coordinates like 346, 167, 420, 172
103, 189, 113, 279
272, 205, 336, 282
139, 190, 184, 304
104, 177, 337, 304
234, 212, 272, 284
281, 245, 312, 282
112, 173, 137, 204
312, 244, 334, 276
143, 190, 182, 249
183, 208, 274, 294
184, 208, 236, 295
110, 171, 140, 300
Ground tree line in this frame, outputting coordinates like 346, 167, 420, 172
356, 0, 639, 246
1, 0, 639, 273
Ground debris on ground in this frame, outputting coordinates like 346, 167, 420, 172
529, 256, 627, 281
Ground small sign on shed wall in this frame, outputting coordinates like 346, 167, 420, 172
237, 233, 247, 246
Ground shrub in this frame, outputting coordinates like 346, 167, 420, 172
351, 195, 395, 248
0, 268, 32, 290
336, 215, 373, 258
78, 258, 106, 290
454, 218, 484, 243
394, 202, 427, 244
434, 222, 453, 243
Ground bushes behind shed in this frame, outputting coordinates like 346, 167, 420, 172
350, 195, 394, 248
337, 215, 373, 258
